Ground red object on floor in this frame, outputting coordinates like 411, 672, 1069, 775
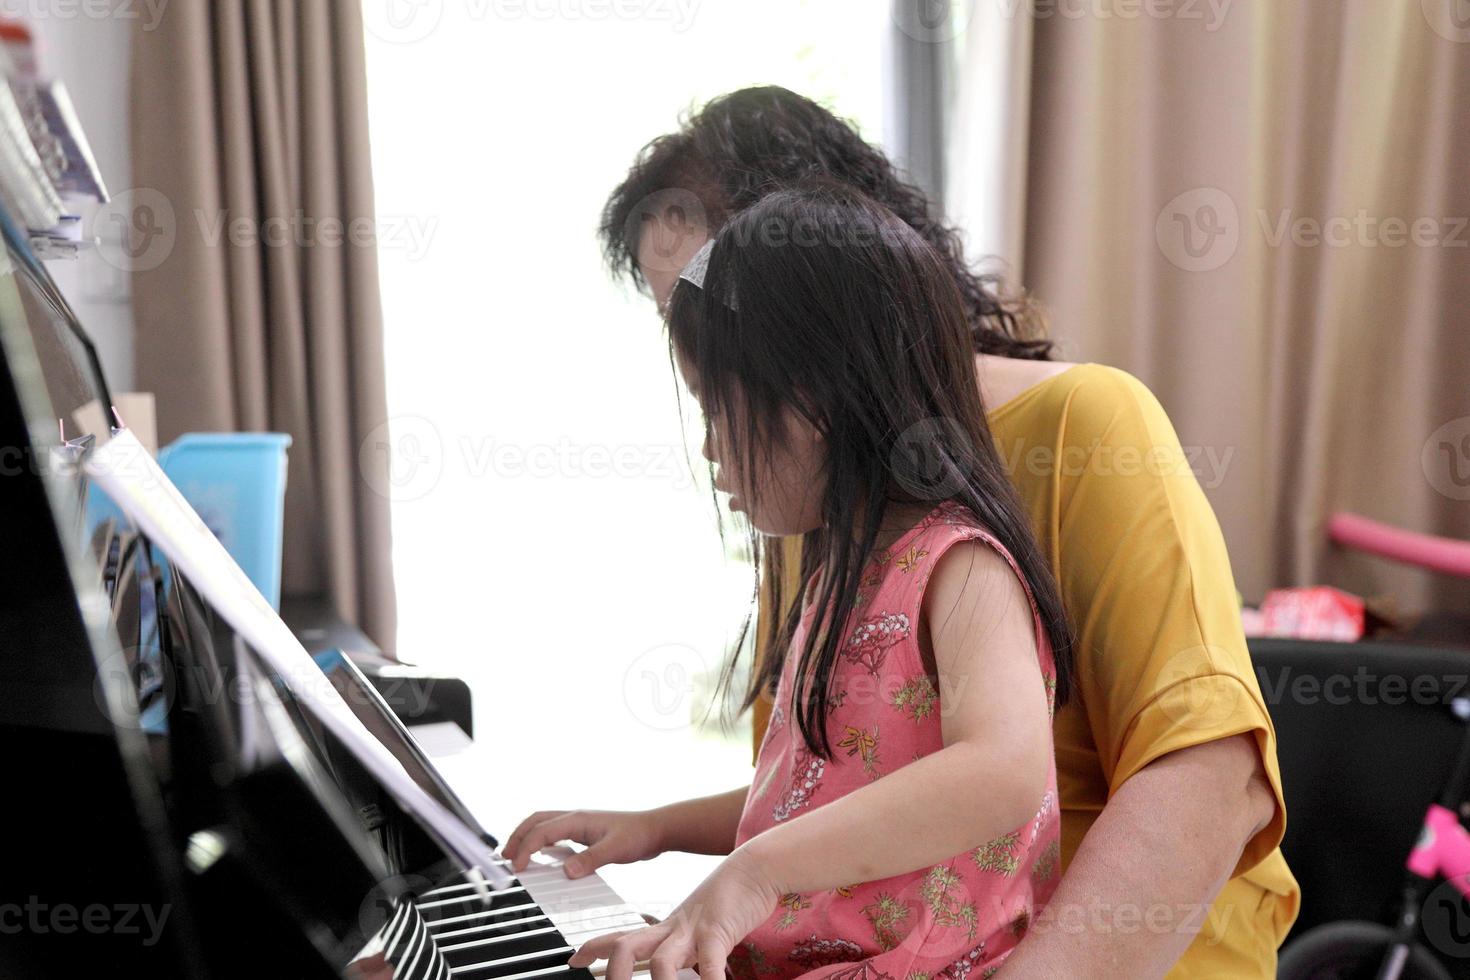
1253, 586, 1367, 642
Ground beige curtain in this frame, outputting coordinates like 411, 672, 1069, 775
129, 0, 397, 650
952, 0, 1470, 616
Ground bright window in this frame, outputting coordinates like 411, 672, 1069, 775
363, 0, 891, 908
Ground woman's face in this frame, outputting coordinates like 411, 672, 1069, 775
676, 353, 826, 538
637, 221, 709, 314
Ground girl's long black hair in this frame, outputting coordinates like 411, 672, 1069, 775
603, 85, 1055, 361
667, 183, 1074, 761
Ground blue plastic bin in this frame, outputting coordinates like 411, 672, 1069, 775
155, 432, 293, 609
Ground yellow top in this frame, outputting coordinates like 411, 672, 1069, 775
750, 363, 1300, 976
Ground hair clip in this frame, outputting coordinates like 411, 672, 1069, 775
676, 238, 737, 310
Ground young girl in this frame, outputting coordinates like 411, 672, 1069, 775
564, 184, 1074, 980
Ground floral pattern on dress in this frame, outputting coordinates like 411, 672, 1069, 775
890, 675, 938, 721
971, 833, 1020, 877
788, 934, 865, 970
772, 748, 826, 822
895, 547, 929, 573
731, 940, 779, 980
775, 893, 813, 932
1028, 791, 1055, 845
941, 944, 987, 980
844, 613, 911, 674
1031, 841, 1060, 882
861, 893, 911, 951
837, 724, 882, 779
920, 865, 978, 941
824, 962, 897, 980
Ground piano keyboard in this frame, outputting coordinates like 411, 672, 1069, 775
373, 848, 698, 980
388, 724, 703, 980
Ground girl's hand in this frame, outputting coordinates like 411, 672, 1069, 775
502, 808, 668, 877
568, 845, 784, 980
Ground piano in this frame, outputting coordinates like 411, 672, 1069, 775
0, 208, 685, 977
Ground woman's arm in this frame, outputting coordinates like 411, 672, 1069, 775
998, 733, 1276, 977
738, 539, 1052, 894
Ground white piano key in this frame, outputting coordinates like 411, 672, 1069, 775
420, 885, 527, 910
435, 913, 551, 942
439, 924, 563, 954
448, 962, 699, 980
450, 965, 571, 980
447, 944, 574, 975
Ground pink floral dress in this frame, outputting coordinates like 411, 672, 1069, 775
729, 501, 1060, 980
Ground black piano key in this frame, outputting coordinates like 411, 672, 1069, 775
384, 902, 417, 959
421, 887, 539, 928
376, 900, 452, 980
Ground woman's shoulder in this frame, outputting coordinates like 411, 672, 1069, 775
989, 360, 1181, 452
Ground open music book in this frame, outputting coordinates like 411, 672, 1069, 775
84, 428, 512, 898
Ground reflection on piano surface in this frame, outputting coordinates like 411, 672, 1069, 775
0, 193, 690, 979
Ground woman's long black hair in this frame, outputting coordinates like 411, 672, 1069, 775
667, 183, 1074, 761
602, 85, 1055, 360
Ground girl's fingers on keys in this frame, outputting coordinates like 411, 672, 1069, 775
513, 812, 598, 871
503, 810, 565, 865
695, 935, 728, 980
648, 932, 695, 980
611, 929, 667, 980
573, 925, 665, 978
568, 927, 632, 968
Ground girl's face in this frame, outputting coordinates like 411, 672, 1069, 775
678, 355, 827, 538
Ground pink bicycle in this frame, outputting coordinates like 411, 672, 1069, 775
1278, 513, 1470, 980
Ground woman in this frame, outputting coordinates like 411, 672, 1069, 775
508, 87, 1299, 978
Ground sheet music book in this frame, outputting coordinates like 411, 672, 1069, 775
84, 428, 511, 897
